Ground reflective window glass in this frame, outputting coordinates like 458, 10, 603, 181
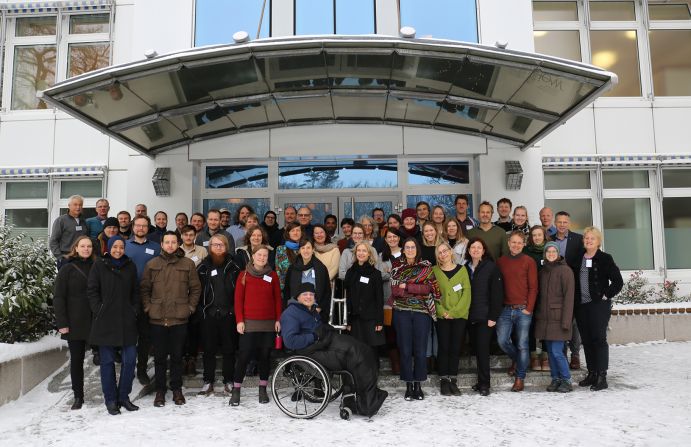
69, 14, 110, 34
407, 194, 471, 218
206, 165, 269, 189
408, 162, 470, 185
344, 201, 394, 220
663, 197, 691, 269
649, 1, 691, 20
4, 209, 49, 241
534, 30, 582, 61
590, 30, 641, 96
399, 0, 478, 42
279, 161, 398, 189
590, 1, 636, 21
60, 180, 103, 199
532, 1, 579, 21
544, 198, 593, 231
195, 0, 270, 46
649, 30, 691, 96
336, 0, 375, 34
663, 169, 691, 188
68, 43, 110, 78
203, 198, 271, 220
5, 182, 48, 199
284, 202, 334, 225
16, 17, 56, 36
602, 198, 654, 270
544, 171, 591, 190
602, 170, 649, 189
12, 45, 57, 110
295, 0, 335, 35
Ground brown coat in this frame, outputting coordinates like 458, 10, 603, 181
141, 250, 201, 327
535, 257, 574, 341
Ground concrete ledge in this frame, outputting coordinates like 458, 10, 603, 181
0, 347, 67, 406
608, 312, 691, 344
663, 314, 691, 342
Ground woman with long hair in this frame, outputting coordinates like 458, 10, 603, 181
380, 227, 404, 374
420, 221, 443, 266
236, 224, 274, 270
274, 222, 302, 293
312, 223, 341, 281
284, 238, 331, 322
444, 217, 469, 265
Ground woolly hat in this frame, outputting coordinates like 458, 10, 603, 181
103, 217, 119, 229
294, 282, 316, 299
107, 235, 125, 252
544, 241, 560, 258
401, 208, 417, 221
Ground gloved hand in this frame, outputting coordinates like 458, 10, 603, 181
315, 324, 333, 343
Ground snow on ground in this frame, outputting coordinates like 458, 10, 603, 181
613, 301, 691, 310
1, 341, 690, 447
0, 335, 66, 363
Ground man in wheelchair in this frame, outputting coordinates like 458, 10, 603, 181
280, 283, 388, 418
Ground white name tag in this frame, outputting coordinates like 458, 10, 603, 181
393, 252, 401, 258
541, 259, 544, 266
311, 270, 315, 278
75, 226, 83, 231
203, 241, 209, 247
211, 269, 218, 277
145, 248, 154, 255
263, 275, 272, 283
452, 283, 462, 292
360, 276, 370, 284
586, 259, 592, 268
466, 225, 473, 230
191, 256, 199, 262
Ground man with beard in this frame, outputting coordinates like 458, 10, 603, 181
227, 205, 254, 247
117, 210, 132, 239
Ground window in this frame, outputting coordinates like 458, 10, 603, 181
294, 0, 375, 35
399, 0, 478, 42
205, 165, 269, 189
2, 12, 111, 110
543, 170, 595, 233
662, 169, 691, 269
60, 180, 103, 199
407, 194, 471, 219
204, 198, 272, 221
533, 1, 583, 62
408, 162, 470, 185
6, 181, 48, 199
278, 160, 397, 189
1, 181, 50, 240
544, 171, 591, 189
544, 198, 593, 231
648, 1, 691, 96
195, 0, 270, 46
590, 29, 641, 96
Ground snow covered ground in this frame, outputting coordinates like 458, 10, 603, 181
1, 341, 690, 447
0, 335, 66, 363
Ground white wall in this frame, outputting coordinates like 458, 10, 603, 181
478, 0, 534, 51
132, 0, 194, 58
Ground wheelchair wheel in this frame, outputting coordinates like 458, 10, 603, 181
339, 407, 352, 420
271, 356, 331, 419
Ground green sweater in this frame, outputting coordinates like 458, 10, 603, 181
467, 225, 508, 261
432, 265, 472, 320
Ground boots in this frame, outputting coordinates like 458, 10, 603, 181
258, 386, 269, 404
426, 357, 436, 374
590, 371, 608, 391
540, 353, 550, 371
153, 391, 165, 407
172, 389, 186, 405
389, 349, 401, 375
413, 382, 424, 400
185, 357, 198, 376
449, 377, 461, 396
70, 397, 84, 410
579, 371, 597, 387
440, 378, 452, 396
530, 354, 541, 371
570, 354, 581, 370
229, 387, 241, 406
511, 378, 524, 392
404, 382, 414, 401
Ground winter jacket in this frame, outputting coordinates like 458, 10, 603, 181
197, 254, 241, 319
49, 213, 88, 258
141, 250, 201, 326
54, 258, 94, 341
535, 257, 575, 341
467, 259, 504, 322
432, 265, 472, 320
574, 249, 624, 305
86, 216, 106, 238
280, 299, 321, 351
344, 262, 384, 325
87, 255, 139, 347
284, 256, 331, 321
235, 270, 282, 323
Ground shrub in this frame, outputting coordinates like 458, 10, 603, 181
614, 270, 689, 305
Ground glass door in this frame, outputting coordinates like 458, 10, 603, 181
278, 196, 338, 226
338, 194, 402, 221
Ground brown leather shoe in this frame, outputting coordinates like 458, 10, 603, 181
197, 383, 214, 396
508, 361, 516, 377
511, 378, 525, 392
153, 391, 165, 407
570, 354, 581, 370
172, 389, 186, 405
530, 356, 541, 371
540, 356, 551, 372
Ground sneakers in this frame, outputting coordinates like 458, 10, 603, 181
449, 378, 461, 396
546, 379, 561, 392
229, 387, 241, 406
413, 382, 424, 400
153, 391, 165, 407
440, 378, 452, 396
172, 389, 186, 405
557, 380, 573, 393
579, 371, 597, 387
404, 383, 414, 401
258, 386, 269, 404
511, 378, 524, 392
198, 382, 214, 396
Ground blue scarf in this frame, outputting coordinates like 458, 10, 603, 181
285, 240, 299, 250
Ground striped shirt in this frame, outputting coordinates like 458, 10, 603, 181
580, 256, 592, 304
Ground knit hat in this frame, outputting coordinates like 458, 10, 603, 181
103, 217, 119, 229
294, 282, 316, 299
107, 235, 125, 252
544, 241, 560, 258
401, 208, 417, 221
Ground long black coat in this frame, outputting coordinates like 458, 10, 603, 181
284, 256, 331, 322
467, 259, 504, 322
344, 262, 385, 346
54, 258, 94, 341
87, 256, 139, 347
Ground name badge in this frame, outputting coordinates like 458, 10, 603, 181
452, 283, 462, 292
541, 259, 544, 266
586, 259, 592, 268
393, 252, 401, 258
211, 269, 218, 277
311, 270, 315, 278
203, 241, 209, 247
145, 248, 154, 255
466, 225, 473, 230
191, 256, 199, 262
360, 276, 370, 284
263, 275, 273, 283
75, 226, 83, 231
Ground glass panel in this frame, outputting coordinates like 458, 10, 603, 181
532, 1, 579, 21
344, 201, 394, 220
278, 161, 398, 189
450, 60, 533, 103
195, 0, 270, 46
602, 170, 649, 189
544, 171, 591, 190
118, 119, 185, 150
649, 1, 691, 20
4, 209, 49, 241
283, 202, 334, 226
649, 30, 691, 97
275, 95, 333, 121
590, 1, 636, 21
295, 0, 334, 35
65, 83, 152, 126
663, 197, 691, 269
60, 180, 103, 199
544, 198, 593, 231
68, 43, 110, 78
385, 97, 439, 124
602, 198, 654, 270
534, 30, 582, 61
69, 14, 110, 34
5, 182, 48, 199
336, 0, 375, 34
590, 30, 641, 96
391, 54, 465, 94
435, 102, 499, 132
12, 45, 57, 110
486, 110, 550, 142
203, 198, 271, 220
399, 0, 478, 42
206, 165, 269, 189
663, 169, 691, 188
16, 17, 56, 36
511, 70, 599, 115
332, 95, 387, 119
407, 194, 469, 218
259, 54, 328, 92
408, 162, 470, 185
326, 53, 392, 90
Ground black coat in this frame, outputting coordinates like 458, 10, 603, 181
54, 258, 94, 341
344, 262, 384, 324
197, 254, 241, 318
574, 249, 624, 304
467, 259, 504, 322
562, 231, 585, 271
87, 256, 140, 347
284, 256, 331, 322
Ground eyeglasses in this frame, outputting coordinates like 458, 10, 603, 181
133, 224, 148, 228
438, 248, 450, 254
404, 246, 417, 250
297, 213, 311, 217
210, 243, 225, 248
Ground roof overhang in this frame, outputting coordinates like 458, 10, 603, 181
40, 35, 618, 157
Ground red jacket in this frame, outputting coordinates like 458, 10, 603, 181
234, 270, 282, 323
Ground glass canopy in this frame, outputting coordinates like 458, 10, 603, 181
40, 36, 617, 156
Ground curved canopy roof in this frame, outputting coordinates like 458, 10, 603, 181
40, 35, 617, 156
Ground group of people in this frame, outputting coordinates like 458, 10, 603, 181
51, 193, 623, 417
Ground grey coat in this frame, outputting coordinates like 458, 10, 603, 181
535, 257, 575, 341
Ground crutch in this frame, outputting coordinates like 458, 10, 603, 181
328, 279, 348, 330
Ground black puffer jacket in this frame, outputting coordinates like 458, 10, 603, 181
344, 262, 384, 324
54, 258, 94, 341
574, 249, 623, 304
87, 256, 139, 347
284, 256, 331, 322
197, 254, 241, 318
467, 258, 504, 322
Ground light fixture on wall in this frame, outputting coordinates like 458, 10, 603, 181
505, 161, 523, 190
152, 168, 171, 196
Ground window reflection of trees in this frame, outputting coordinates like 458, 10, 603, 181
12, 46, 57, 110
68, 43, 111, 78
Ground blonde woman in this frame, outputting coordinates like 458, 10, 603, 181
444, 217, 468, 265
420, 221, 443, 266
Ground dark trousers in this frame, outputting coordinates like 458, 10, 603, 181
575, 300, 611, 372
150, 324, 187, 392
99, 345, 136, 406
184, 316, 201, 359
136, 312, 151, 374
201, 314, 237, 384
393, 309, 432, 382
468, 320, 494, 388
68, 340, 87, 398
235, 347, 271, 383
436, 318, 467, 376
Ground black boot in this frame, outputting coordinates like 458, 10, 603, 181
229, 387, 241, 406
258, 386, 269, 404
92, 351, 100, 366
106, 402, 121, 415
440, 378, 452, 396
119, 398, 140, 411
449, 378, 461, 396
70, 397, 84, 410
413, 382, 424, 400
590, 371, 608, 391
579, 371, 597, 387
404, 382, 414, 401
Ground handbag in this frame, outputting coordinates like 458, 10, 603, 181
274, 332, 283, 350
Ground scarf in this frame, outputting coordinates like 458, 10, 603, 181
285, 240, 299, 250
390, 259, 440, 318
314, 242, 337, 254
246, 260, 273, 278
401, 225, 420, 238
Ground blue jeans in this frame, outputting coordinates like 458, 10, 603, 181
496, 306, 532, 379
393, 309, 432, 382
545, 340, 571, 382
99, 345, 136, 406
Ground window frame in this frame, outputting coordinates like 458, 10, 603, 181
661, 167, 691, 273
0, 180, 50, 240
293, 0, 377, 35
